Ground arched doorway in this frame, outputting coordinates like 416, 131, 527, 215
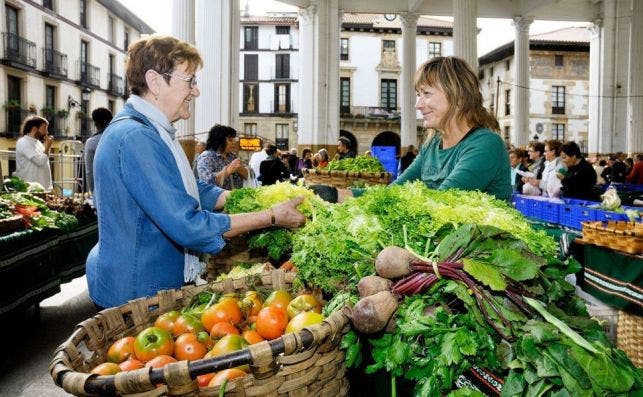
371, 131, 400, 155
339, 130, 358, 154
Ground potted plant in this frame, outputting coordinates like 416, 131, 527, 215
41, 106, 55, 117
3, 99, 21, 110
76, 110, 86, 119
56, 109, 69, 119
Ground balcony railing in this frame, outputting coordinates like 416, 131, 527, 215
45, 114, 70, 138
2, 107, 30, 138
270, 100, 294, 114
341, 106, 400, 120
552, 106, 565, 115
1, 32, 36, 69
77, 61, 100, 88
43, 48, 68, 77
107, 74, 124, 96
77, 117, 95, 140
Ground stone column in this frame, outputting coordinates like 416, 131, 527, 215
587, 20, 602, 157
400, 13, 419, 152
195, 0, 240, 136
453, 0, 478, 69
598, 0, 617, 153
512, 16, 532, 147
626, 0, 643, 154
296, 0, 340, 152
171, 0, 195, 140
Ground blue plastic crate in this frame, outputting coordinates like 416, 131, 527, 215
542, 201, 561, 224
559, 204, 576, 229
594, 209, 630, 222
515, 195, 529, 217
572, 206, 596, 229
528, 198, 545, 220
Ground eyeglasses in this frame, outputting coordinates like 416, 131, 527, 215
162, 72, 197, 88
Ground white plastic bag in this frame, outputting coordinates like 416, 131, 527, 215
243, 166, 257, 188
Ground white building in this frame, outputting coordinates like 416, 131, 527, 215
479, 27, 590, 151
0, 0, 153, 145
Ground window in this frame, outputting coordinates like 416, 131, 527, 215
383, 40, 395, 51
244, 54, 258, 80
428, 42, 441, 58
44, 23, 55, 66
504, 89, 511, 116
80, 40, 88, 82
340, 38, 349, 61
275, 124, 289, 150
244, 123, 257, 136
381, 79, 397, 110
244, 26, 258, 49
490, 66, 494, 76
43, 0, 53, 10
552, 86, 565, 114
274, 83, 290, 113
552, 123, 565, 141
108, 16, 115, 44
7, 76, 23, 135
124, 29, 130, 50
340, 77, 350, 114
108, 99, 115, 115
478, 68, 484, 80
243, 83, 258, 113
276, 26, 290, 35
275, 54, 290, 79
505, 59, 510, 70
45, 85, 56, 132
79, 0, 87, 28
554, 55, 563, 67
6, 5, 19, 53
503, 126, 510, 142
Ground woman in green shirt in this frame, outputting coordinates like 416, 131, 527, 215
317, 56, 511, 203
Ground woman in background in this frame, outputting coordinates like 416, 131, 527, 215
197, 124, 248, 189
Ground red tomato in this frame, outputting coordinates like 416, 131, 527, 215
144, 354, 177, 368
263, 290, 292, 312
134, 327, 174, 362
118, 359, 145, 371
209, 322, 240, 339
255, 306, 288, 340
286, 294, 322, 319
207, 369, 246, 387
172, 314, 204, 337
107, 336, 136, 363
174, 333, 207, 361
242, 329, 265, 345
201, 299, 243, 332
197, 373, 216, 387
90, 362, 122, 375
154, 310, 181, 333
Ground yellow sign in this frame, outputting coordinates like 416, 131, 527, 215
239, 137, 262, 151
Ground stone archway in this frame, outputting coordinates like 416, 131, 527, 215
340, 130, 358, 154
371, 131, 401, 155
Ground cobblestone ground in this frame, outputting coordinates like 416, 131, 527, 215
0, 276, 96, 396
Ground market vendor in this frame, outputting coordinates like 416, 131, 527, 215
313, 56, 511, 203
87, 35, 305, 309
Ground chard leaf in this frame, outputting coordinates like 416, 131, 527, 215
569, 344, 635, 393
462, 258, 507, 291
500, 370, 526, 397
489, 249, 540, 281
545, 344, 592, 389
435, 224, 476, 261
525, 378, 553, 397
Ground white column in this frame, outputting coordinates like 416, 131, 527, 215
587, 20, 602, 156
171, 0, 195, 139
453, 0, 478, 69
512, 16, 532, 147
195, 0, 240, 135
626, 0, 643, 154
400, 13, 419, 151
297, 0, 340, 148
598, 0, 616, 153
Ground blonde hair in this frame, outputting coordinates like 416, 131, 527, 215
126, 34, 203, 96
414, 56, 499, 134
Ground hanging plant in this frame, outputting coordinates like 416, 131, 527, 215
3, 99, 21, 110
41, 106, 56, 117
76, 110, 86, 119
56, 109, 70, 118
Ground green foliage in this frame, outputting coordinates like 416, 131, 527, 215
323, 155, 386, 173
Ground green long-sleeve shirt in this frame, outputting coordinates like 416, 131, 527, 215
394, 128, 512, 200
353, 128, 511, 201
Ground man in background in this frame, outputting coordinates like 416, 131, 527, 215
399, 144, 416, 173
84, 107, 113, 193
192, 140, 206, 177
249, 142, 270, 186
14, 115, 53, 190
337, 136, 356, 160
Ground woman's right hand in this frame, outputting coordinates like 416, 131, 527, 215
228, 158, 242, 172
270, 196, 306, 228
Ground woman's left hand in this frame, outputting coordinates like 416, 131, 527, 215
271, 196, 306, 228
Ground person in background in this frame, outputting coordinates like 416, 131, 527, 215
87, 35, 305, 309
84, 108, 113, 193
525, 139, 562, 198
14, 115, 53, 190
625, 157, 634, 175
249, 142, 269, 186
312, 56, 511, 203
313, 148, 330, 168
197, 124, 248, 189
509, 148, 528, 193
399, 144, 416, 173
593, 158, 607, 185
337, 136, 356, 160
626, 154, 643, 185
192, 140, 206, 178
259, 144, 289, 185
287, 148, 300, 178
297, 148, 313, 172
602, 156, 627, 184
557, 141, 597, 200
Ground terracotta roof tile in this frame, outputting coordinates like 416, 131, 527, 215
530, 26, 590, 43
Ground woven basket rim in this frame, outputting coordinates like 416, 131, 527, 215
50, 270, 350, 396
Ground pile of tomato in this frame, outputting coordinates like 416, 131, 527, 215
89, 290, 324, 388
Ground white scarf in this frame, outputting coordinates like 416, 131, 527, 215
128, 95, 204, 282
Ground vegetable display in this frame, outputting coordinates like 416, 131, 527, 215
0, 192, 78, 231
322, 155, 386, 173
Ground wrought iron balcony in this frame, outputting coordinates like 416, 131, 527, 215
1, 32, 36, 70
107, 74, 124, 96
42, 48, 68, 77
77, 61, 100, 88
2, 107, 30, 138
77, 117, 95, 140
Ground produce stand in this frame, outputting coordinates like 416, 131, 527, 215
0, 219, 97, 316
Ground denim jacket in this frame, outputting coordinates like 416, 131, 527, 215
86, 103, 230, 308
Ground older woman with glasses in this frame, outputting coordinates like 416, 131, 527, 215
87, 35, 305, 309
197, 124, 248, 189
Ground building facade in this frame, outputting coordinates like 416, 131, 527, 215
479, 28, 590, 150
238, 12, 453, 156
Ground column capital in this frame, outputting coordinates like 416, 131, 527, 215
588, 18, 602, 36
299, 3, 318, 24
512, 16, 533, 33
400, 12, 419, 28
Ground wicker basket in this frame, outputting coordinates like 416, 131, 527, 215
302, 168, 392, 188
581, 221, 643, 254
50, 270, 350, 396
205, 236, 271, 282
617, 310, 642, 368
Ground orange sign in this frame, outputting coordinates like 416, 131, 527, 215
239, 137, 262, 151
